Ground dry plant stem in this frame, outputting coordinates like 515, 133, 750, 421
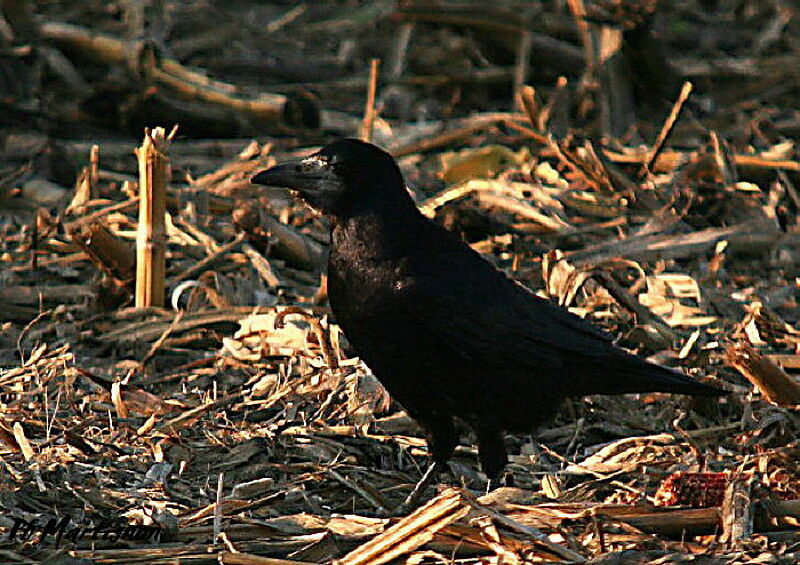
155, 392, 242, 434
725, 341, 800, 406
644, 82, 693, 176
524, 503, 725, 538
710, 130, 737, 185
396, 460, 443, 515
151, 63, 290, 124
12, 422, 35, 460
395, 3, 534, 34
778, 170, 800, 208
29, 213, 37, 270
392, 123, 489, 157
360, 58, 381, 142
567, 221, 791, 264
135, 127, 173, 307
110, 381, 127, 418
394, 3, 582, 71
97, 306, 274, 343
264, 4, 307, 34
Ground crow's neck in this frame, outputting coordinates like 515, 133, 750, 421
330, 192, 426, 260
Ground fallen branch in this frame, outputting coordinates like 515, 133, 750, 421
39, 22, 319, 130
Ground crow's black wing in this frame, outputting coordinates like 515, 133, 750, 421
396, 273, 723, 396
394, 253, 613, 372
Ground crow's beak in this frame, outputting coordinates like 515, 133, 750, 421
251, 159, 341, 196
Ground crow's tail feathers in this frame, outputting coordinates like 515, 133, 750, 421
567, 353, 728, 397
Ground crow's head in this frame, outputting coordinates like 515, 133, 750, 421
251, 139, 406, 217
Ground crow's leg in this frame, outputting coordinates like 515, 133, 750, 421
395, 414, 457, 513
475, 422, 511, 492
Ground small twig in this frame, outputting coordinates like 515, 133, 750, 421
111, 381, 128, 419
644, 81, 693, 176
139, 311, 185, 370
594, 270, 678, 344
778, 170, 800, 209
515, 86, 540, 132
70, 197, 139, 226
593, 516, 606, 554
360, 58, 381, 142
328, 469, 389, 513
170, 232, 246, 285
16, 309, 52, 364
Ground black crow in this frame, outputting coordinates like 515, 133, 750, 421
252, 139, 725, 492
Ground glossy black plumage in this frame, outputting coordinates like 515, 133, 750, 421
252, 139, 725, 484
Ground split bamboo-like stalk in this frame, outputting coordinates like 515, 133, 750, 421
337, 488, 469, 565
135, 127, 174, 307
